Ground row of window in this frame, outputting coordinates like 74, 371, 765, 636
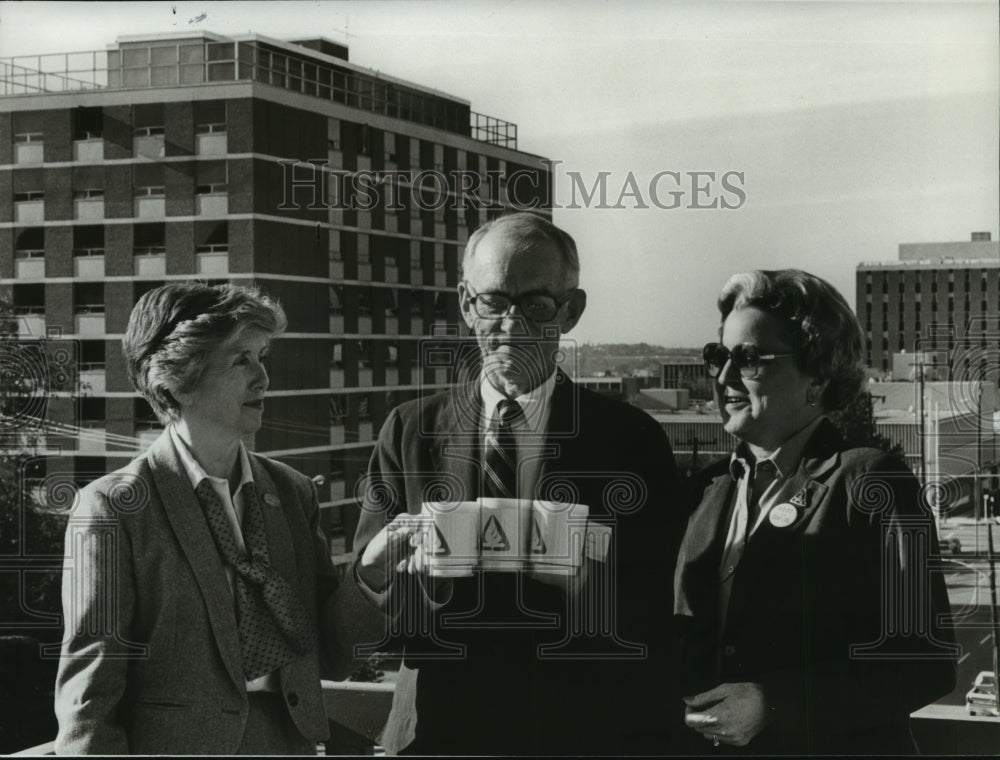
864, 271, 995, 295
12, 131, 228, 164
11, 191, 229, 223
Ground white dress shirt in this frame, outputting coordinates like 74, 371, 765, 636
479, 371, 558, 500
717, 416, 824, 628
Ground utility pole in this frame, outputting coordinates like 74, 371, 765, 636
986, 520, 1000, 709
686, 432, 716, 478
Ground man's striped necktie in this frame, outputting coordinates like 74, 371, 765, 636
483, 398, 524, 498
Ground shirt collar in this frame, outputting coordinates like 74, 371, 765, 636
728, 416, 825, 481
479, 371, 558, 431
169, 425, 254, 494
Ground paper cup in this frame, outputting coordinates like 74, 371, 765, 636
529, 501, 589, 575
478, 497, 531, 571
420, 501, 480, 577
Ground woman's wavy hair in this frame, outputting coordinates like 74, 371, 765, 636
123, 283, 286, 424
718, 269, 865, 411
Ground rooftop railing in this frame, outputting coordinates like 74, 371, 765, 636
0, 41, 518, 149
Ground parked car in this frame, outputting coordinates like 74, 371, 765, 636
965, 671, 999, 717
940, 533, 962, 554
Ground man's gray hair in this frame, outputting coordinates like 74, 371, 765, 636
462, 212, 580, 286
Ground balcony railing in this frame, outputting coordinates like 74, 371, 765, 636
79, 367, 106, 394
134, 253, 167, 276
74, 197, 105, 221
73, 137, 104, 161
0, 42, 517, 148
74, 311, 105, 336
14, 254, 45, 279
14, 141, 44, 164
73, 252, 105, 278
15, 199, 44, 223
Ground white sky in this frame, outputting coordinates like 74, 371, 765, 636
1, 0, 997, 347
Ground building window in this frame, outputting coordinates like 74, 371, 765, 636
195, 160, 228, 215
133, 125, 165, 158
14, 132, 44, 164
72, 107, 104, 161
135, 185, 166, 218
74, 282, 105, 336
195, 122, 228, 155
357, 124, 372, 156
73, 188, 105, 221
195, 221, 228, 274
14, 228, 45, 279
14, 191, 45, 223
133, 223, 167, 275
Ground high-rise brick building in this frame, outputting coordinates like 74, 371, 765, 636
0, 31, 553, 554
856, 232, 999, 375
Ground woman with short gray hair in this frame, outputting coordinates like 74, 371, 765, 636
55, 282, 349, 755
674, 269, 956, 754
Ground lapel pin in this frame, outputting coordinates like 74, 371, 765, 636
263, 493, 280, 507
768, 503, 798, 528
789, 488, 809, 508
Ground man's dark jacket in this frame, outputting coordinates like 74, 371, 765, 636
352, 370, 684, 755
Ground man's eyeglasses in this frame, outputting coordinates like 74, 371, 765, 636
703, 342, 796, 380
464, 286, 576, 324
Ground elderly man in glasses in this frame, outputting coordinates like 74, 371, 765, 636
351, 212, 684, 755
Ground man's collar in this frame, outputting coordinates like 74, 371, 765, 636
479, 371, 558, 430
168, 425, 254, 493
729, 416, 826, 481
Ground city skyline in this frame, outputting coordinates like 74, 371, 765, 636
0, 0, 997, 347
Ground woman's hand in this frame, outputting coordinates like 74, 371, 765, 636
683, 682, 772, 747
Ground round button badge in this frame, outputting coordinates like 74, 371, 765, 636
768, 503, 798, 528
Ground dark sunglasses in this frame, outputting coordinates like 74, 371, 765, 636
703, 342, 796, 380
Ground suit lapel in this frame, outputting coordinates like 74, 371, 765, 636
147, 430, 245, 692
746, 421, 841, 541
674, 469, 736, 618
534, 374, 578, 493
429, 381, 481, 505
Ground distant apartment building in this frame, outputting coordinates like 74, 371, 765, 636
856, 232, 999, 374
661, 358, 712, 400
0, 31, 552, 552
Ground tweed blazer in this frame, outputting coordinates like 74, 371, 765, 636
674, 419, 957, 754
54, 430, 350, 755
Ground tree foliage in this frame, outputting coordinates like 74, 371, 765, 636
828, 390, 906, 460
0, 298, 66, 752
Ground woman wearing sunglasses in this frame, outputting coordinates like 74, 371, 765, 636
673, 269, 956, 755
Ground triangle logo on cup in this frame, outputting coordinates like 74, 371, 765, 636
431, 525, 450, 556
481, 515, 510, 551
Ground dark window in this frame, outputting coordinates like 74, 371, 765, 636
73, 106, 103, 140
